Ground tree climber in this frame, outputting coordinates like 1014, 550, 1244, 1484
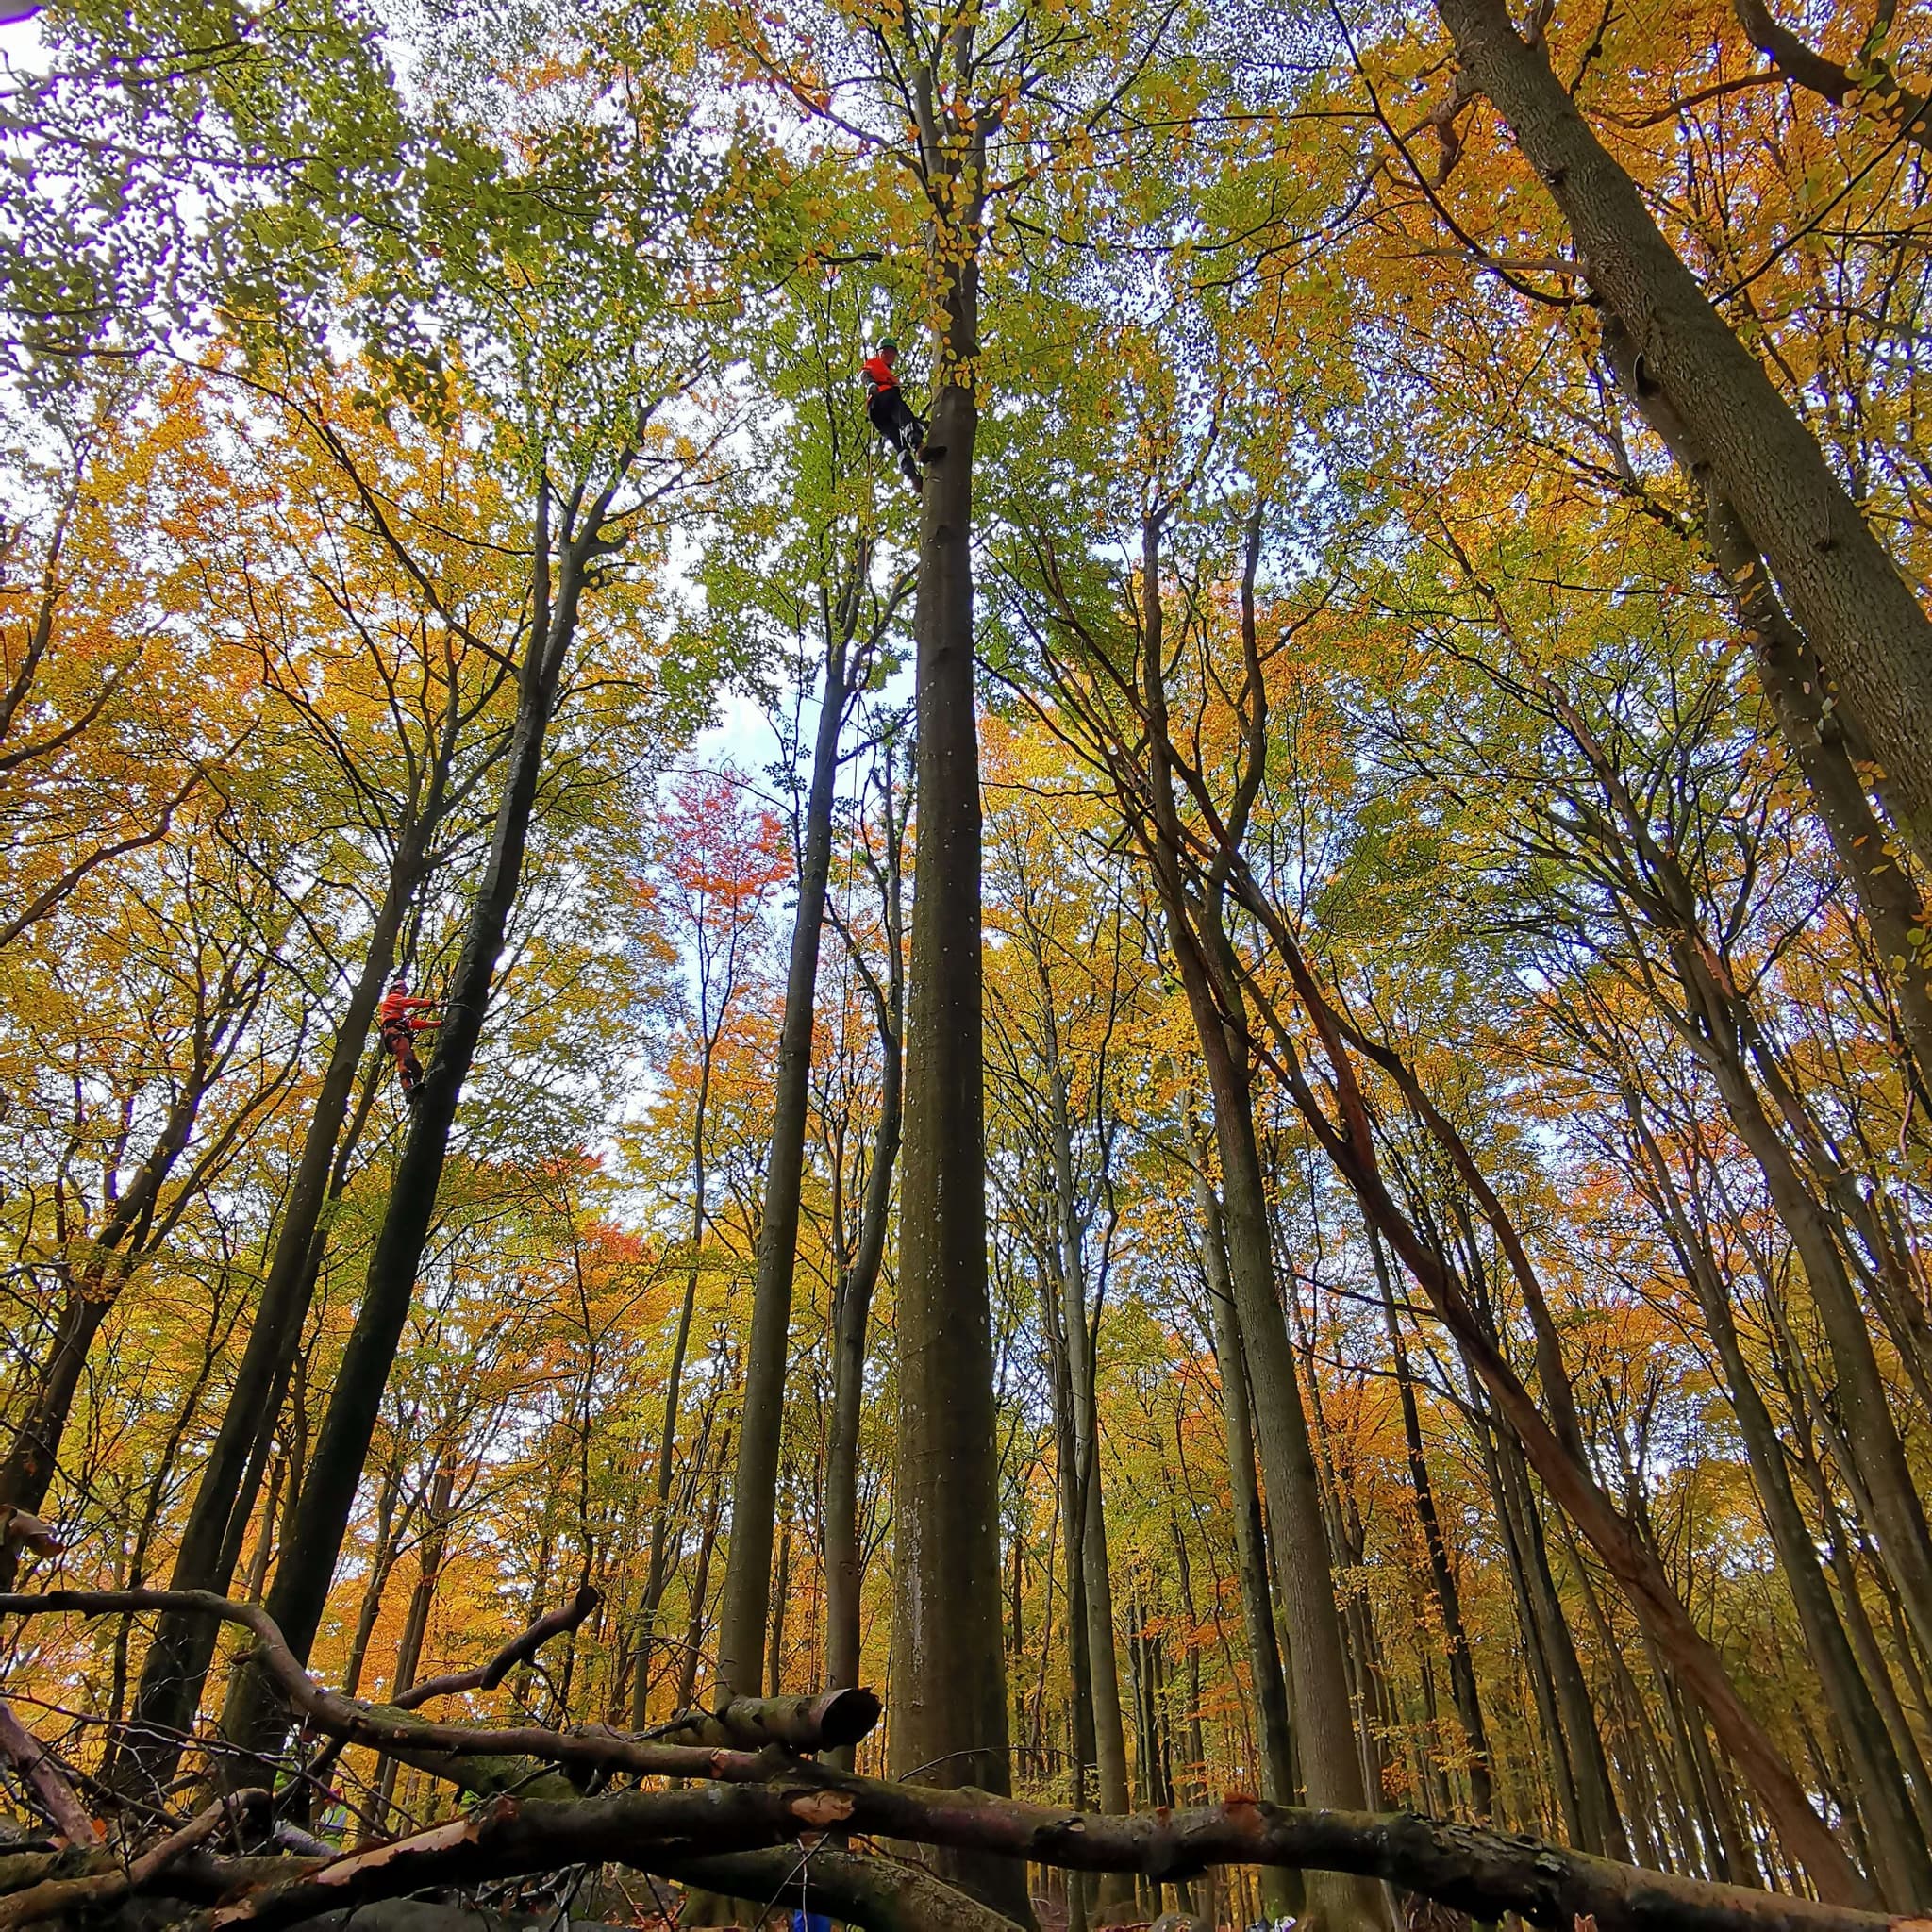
376, 974, 440, 1103
861, 336, 944, 490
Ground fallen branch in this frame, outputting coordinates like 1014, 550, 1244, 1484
199, 1778, 1899, 1932
0, 1698, 96, 1845
649, 1687, 881, 1752
0, 1591, 751, 1790
0, 1591, 874, 1791
0, 1591, 1904, 1932
0, 1790, 268, 1929
650, 1845, 1024, 1932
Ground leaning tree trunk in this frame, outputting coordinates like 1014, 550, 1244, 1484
715, 591, 857, 1697
1307, 1059, 1865, 1902
1598, 316, 1932, 1094
886, 108, 1025, 1924
122, 816, 439, 1792
224, 474, 609, 1765
1208, 812, 1872, 1902
1432, 0, 1932, 866
1139, 516, 1383, 1932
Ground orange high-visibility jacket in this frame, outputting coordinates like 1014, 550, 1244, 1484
377, 988, 434, 1034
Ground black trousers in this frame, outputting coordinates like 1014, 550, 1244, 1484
868, 389, 924, 456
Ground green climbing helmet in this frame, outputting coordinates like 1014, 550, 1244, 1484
879, 335, 899, 352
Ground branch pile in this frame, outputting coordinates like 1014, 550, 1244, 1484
0, 1592, 1904, 1932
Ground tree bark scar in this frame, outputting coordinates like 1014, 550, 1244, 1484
788, 1791, 856, 1827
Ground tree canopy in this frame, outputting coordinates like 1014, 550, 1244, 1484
3, 0, 1932, 1924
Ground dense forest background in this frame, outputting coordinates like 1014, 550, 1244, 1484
4, 0, 1932, 1923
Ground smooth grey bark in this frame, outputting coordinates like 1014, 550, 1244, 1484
885, 95, 1024, 1915
1194, 1166, 1302, 1922
824, 749, 904, 1717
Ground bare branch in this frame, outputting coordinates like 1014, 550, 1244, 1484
0, 1697, 95, 1844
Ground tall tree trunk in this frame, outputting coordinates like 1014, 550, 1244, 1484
824, 795, 904, 1712
1468, 1374, 1579, 1843
1042, 1253, 1100, 1932
242, 1455, 286, 1605
368, 1453, 457, 1841
675, 1432, 730, 1713
1046, 1056, 1132, 1836
1432, 0, 1932, 865
1044, 1257, 1098, 1797
225, 471, 616, 1764
1140, 517, 1381, 1932
1490, 1379, 1628, 1860
1194, 1167, 1301, 1923
338, 1452, 415, 1702
716, 581, 860, 1694
1598, 318, 1932, 1094
633, 1105, 709, 1725
1370, 1232, 1493, 1820
885, 98, 1024, 1924
764, 1511, 792, 1695
125, 827, 435, 1787
1620, 1084, 1932, 1906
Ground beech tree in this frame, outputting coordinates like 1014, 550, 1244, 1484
6, 0, 1932, 1924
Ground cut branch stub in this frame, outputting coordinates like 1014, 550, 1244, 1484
661, 1686, 882, 1752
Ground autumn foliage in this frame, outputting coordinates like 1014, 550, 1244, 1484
2, 0, 1932, 1924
